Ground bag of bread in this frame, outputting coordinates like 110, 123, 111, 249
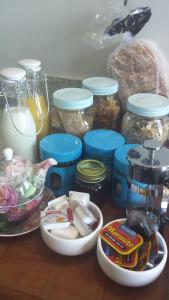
107, 38, 169, 112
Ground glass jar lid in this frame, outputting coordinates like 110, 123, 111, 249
127, 93, 169, 117
53, 88, 93, 110
18, 59, 41, 72
0, 68, 26, 82
77, 159, 107, 183
82, 77, 118, 95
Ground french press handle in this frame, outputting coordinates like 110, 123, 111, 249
143, 140, 162, 164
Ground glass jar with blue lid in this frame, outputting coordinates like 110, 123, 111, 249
51, 88, 93, 137
83, 129, 125, 176
39, 133, 82, 196
121, 93, 169, 145
82, 77, 121, 131
112, 144, 139, 208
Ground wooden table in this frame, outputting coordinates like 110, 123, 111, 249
0, 201, 168, 300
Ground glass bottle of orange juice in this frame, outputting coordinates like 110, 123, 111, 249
18, 59, 50, 141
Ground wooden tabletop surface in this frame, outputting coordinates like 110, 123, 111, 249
0, 200, 168, 300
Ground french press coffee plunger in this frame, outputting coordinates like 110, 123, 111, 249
126, 140, 169, 237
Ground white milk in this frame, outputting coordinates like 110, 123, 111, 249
0, 107, 38, 162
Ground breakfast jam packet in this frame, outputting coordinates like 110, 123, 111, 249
99, 221, 143, 255
41, 208, 73, 230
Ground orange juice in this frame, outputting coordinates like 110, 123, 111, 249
27, 94, 50, 141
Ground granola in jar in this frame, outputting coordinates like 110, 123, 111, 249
121, 93, 169, 145
51, 88, 93, 138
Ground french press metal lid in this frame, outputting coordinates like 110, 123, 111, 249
127, 140, 169, 185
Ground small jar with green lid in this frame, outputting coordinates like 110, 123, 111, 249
75, 159, 109, 208
51, 88, 93, 137
121, 93, 169, 145
82, 77, 121, 131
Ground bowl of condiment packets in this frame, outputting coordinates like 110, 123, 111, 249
40, 191, 103, 256
97, 219, 168, 287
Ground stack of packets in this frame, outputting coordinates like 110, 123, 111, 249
40, 191, 99, 239
100, 220, 161, 271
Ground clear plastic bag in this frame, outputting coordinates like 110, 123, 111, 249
107, 38, 169, 112
84, 0, 151, 49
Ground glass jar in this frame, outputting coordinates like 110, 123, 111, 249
121, 93, 169, 145
82, 77, 121, 131
0, 68, 38, 162
75, 159, 108, 208
51, 88, 93, 138
40, 133, 82, 196
18, 59, 50, 141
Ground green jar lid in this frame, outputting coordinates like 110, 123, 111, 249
77, 159, 107, 183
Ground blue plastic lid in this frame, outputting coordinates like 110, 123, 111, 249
83, 129, 125, 158
53, 88, 93, 110
39, 133, 82, 163
82, 77, 118, 96
114, 144, 139, 176
127, 93, 169, 117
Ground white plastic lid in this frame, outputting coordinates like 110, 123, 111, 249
18, 59, 41, 72
82, 77, 118, 95
53, 88, 93, 110
127, 93, 169, 117
0, 68, 26, 81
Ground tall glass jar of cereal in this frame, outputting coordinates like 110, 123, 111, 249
51, 88, 93, 138
121, 93, 169, 145
82, 77, 121, 131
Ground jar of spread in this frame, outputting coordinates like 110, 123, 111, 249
75, 159, 108, 208
40, 133, 82, 196
121, 93, 169, 145
82, 77, 121, 131
51, 88, 93, 138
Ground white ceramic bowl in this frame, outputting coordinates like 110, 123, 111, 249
97, 219, 168, 287
40, 202, 103, 256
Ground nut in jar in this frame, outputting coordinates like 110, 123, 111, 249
82, 77, 122, 131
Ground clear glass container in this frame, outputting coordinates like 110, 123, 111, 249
121, 93, 169, 145
0, 68, 38, 162
82, 77, 121, 131
0, 147, 56, 224
51, 88, 93, 137
18, 59, 50, 141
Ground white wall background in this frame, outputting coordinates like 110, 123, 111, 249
0, 0, 169, 78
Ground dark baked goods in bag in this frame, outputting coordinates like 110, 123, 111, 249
107, 38, 169, 112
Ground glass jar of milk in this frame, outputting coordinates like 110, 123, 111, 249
18, 59, 50, 142
0, 68, 38, 162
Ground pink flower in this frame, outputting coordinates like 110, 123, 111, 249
0, 185, 19, 213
